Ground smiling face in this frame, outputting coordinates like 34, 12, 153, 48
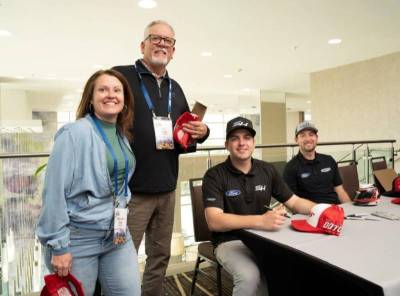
92, 74, 124, 123
225, 129, 255, 163
141, 23, 175, 71
296, 129, 318, 154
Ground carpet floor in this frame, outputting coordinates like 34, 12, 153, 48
164, 266, 233, 296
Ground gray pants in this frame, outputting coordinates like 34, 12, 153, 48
215, 240, 268, 296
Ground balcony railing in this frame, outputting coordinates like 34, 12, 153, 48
0, 138, 397, 295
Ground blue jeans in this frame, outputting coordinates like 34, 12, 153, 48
45, 226, 141, 296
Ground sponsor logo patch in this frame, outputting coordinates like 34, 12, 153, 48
206, 197, 216, 202
225, 189, 241, 197
321, 167, 331, 173
301, 172, 311, 178
255, 185, 266, 191
233, 121, 248, 127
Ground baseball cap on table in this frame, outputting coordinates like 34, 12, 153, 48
291, 204, 344, 236
295, 121, 318, 137
383, 175, 400, 198
226, 116, 256, 139
41, 273, 85, 296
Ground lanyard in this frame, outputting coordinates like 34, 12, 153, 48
135, 65, 172, 118
92, 115, 129, 198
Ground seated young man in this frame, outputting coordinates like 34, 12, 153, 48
202, 116, 315, 296
283, 121, 351, 204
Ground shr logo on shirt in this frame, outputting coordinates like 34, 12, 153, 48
255, 185, 266, 191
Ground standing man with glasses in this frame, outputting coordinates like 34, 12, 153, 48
113, 20, 209, 295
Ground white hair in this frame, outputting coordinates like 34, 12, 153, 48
143, 20, 175, 39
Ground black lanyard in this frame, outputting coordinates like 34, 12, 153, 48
92, 115, 129, 197
135, 65, 172, 118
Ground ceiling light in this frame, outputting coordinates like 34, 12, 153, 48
0, 30, 12, 37
201, 52, 212, 57
138, 0, 157, 9
223, 74, 232, 78
306, 100, 311, 104
14, 76, 25, 80
328, 38, 342, 45
241, 88, 250, 92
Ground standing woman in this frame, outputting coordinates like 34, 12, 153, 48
36, 69, 141, 295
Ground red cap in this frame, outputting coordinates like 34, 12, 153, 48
291, 204, 344, 236
391, 198, 400, 205
40, 273, 85, 296
393, 176, 400, 192
173, 112, 199, 150
383, 176, 400, 197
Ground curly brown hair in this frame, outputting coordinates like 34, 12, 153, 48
76, 69, 134, 141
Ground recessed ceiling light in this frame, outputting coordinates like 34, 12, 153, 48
223, 74, 232, 78
306, 100, 311, 104
0, 30, 12, 37
201, 52, 212, 57
138, 0, 157, 9
328, 38, 342, 45
14, 76, 25, 80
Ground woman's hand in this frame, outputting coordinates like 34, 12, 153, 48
51, 253, 72, 277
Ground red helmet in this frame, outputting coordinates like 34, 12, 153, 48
353, 186, 379, 206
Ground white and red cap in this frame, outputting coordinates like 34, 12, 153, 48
291, 204, 344, 236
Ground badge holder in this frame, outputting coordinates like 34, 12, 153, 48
113, 206, 128, 245
153, 114, 174, 150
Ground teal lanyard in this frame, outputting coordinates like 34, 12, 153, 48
92, 115, 129, 197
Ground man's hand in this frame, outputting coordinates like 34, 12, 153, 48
51, 253, 72, 277
258, 209, 287, 231
182, 121, 208, 139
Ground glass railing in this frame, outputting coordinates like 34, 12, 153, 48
0, 138, 397, 295
0, 129, 51, 296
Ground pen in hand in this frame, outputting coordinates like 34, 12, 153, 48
264, 205, 291, 219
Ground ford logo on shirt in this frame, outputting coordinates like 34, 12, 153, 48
225, 189, 241, 197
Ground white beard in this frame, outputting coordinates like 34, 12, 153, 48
150, 55, 168, 66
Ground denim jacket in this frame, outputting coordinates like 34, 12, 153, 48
36, 114, 135, 255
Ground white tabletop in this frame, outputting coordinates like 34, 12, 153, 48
247, 197, 400, 296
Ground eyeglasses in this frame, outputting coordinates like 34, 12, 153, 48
145, 34, 176, 47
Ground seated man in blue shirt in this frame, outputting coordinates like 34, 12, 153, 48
283, 121, 351, 204
202, 117, 315, 296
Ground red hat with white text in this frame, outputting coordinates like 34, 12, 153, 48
291, 204, 344, 236
40, 273, 85, 296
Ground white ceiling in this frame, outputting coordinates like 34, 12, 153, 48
1, 0, 400, 113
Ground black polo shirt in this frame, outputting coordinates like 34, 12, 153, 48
283, 153, 342, 204
202, 157, 293, 246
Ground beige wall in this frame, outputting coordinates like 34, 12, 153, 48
0, 89, 32, 120
260, 101, 287, 161
311, 51, 400, 147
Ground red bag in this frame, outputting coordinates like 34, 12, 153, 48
173, 112, 199, 150
41, 273, 85, 296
